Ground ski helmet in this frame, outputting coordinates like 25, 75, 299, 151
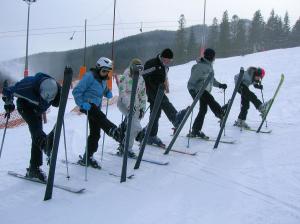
40, 78, 58, 103
96, 57, 113, 70
130, 58, 143, 74
256, 67, 265, 79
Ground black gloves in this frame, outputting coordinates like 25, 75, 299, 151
139, 109, 144, 119
254, 83, 263, 90
219, 83, 227, 90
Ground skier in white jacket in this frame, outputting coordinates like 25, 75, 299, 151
117, 58, 147, 158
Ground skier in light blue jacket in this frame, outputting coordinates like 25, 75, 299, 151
72, 57, 123, 169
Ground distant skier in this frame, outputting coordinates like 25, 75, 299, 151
234, 66, 271, 129
143, 48, 188, 147
2, 73, 61, 181
72, 57, 123, 169
187, 48, 228, 139
117, 58, 147, 158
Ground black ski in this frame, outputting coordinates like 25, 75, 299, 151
44, 67, 73, 200
164, 72, 214, 155
121, 65, 140, 182
8, 171, 85, 194
213, 67, 244, 149
257, 74, 284, 133
134, 84, 165, 169
242, 128, 272, 134
60, 159, 134, 179
146, 143, 198, 156
109, 152, 169, 166
179, 135, 236, 144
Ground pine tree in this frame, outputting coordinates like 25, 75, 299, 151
264, 10, 284, 49
207, 17, 219, 51
249, 10, 265, 52
174, 14, 187, 63
282, 12, 291, 47
235, 20, 247, 55
291, 18, 300, 46
218, 11, 231, 57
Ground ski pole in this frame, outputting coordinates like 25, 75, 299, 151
0, 115, 9, 158
223, 89, 226, 136
187, 109, 194, 148
100, 99, 109, 162
260, 89, 268, 128
85, 111, 89, 181
62, 120, 70, 179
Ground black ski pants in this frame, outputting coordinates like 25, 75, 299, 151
85, 104, 117, 157
149, 94, 177, 137
17, 106, 44, 168
238, 84, 262, 120
189, 89, 223, 132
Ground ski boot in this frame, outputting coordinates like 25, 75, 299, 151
187, 130, 209, 139
78, 154, 101, 169
108, 126, 123, 143
173, 107, 189, 128
234, 119, 251, 129
116, 144, 136, 158
135, 128, 146, 143
147, 136, 166, 148
26, 166, 47, 182
258, 100, 272, 118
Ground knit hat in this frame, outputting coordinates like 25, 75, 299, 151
161, 48, 174, 59
130, 58, 143, 75
204, 48, 216, 62
130, 58, 142, 66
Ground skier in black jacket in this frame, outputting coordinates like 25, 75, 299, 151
2, 73, 61, 181
143, 48, 187, 147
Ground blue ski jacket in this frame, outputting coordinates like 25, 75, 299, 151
72, 70, 112, 108
2, 73, 61, 114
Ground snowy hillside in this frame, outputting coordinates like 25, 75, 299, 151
1, 47, 300, 224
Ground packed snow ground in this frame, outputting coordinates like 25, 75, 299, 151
1, 47, 300, 224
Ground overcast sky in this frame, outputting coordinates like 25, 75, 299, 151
0, 0, 299, 62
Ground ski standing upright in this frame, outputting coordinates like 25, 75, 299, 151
213, 67, 244, 149
44, 66, 73, 200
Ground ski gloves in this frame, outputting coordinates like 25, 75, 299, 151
81, 102, 91, 111
2, 96, 15, 118
254, 83, 263, 90
219, 83, 227, 90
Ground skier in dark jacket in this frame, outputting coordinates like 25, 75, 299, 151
72, 57, 123, 168
2, 73, 61, 181
143, 48, 187, 147
187, 48, 227, 139
234, 66, 271, 129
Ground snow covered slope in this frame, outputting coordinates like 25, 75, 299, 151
1, 47, 300, 224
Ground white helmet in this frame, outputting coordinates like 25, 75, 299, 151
40, 78, 58, 103
96, 57, 113, 70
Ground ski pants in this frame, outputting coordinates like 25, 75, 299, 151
17, 106, 54, 168
238, 84, 262, 120
189, 89, 223, 132
149, 94, 177, 137
117, 99, 142, 151
85, 104, 117, 157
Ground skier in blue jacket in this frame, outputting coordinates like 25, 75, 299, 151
72, 57, 123, 169
2, 73, 61, 181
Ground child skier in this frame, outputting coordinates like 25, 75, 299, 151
187, 48, 228, 139
234, 66, 271, 129
117, 58, 147, 158
2, 73, 61, 181
72, 57, 123, 169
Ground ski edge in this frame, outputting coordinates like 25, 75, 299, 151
8, 171, 85, 194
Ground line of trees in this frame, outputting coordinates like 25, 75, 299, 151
175, 10, 300, 60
